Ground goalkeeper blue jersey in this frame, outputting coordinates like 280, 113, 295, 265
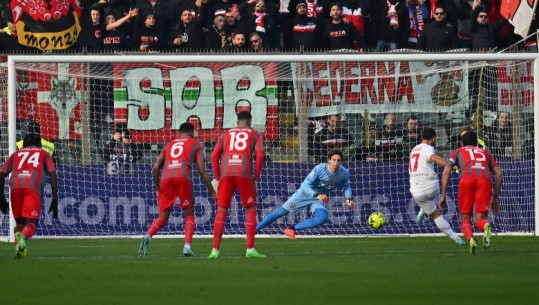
300, 163, 352, 199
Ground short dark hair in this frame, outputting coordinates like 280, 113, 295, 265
327, 149, 344, 160
23, 133, 42, 148
180, 122, 195, 133
237, 111, 252, 121
330, 2, 342, 10
462, 130, 478, 146
422, 127, 436, 140
457, 126, 473, 142
407, 115, 418, 123
122, 130, 131, 139
249, 32, 261, 40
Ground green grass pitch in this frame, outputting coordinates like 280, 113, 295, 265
1, 236, 538, 305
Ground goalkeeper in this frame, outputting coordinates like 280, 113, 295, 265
1, 134, 59, 259
256, 149, 354, 239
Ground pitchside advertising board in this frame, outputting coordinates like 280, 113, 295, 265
14, 61, 534, 142
30, 162, 533, 236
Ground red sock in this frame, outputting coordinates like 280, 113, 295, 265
475, 218, 489, 232
22, 222, 37, 240
15, 224, 24, 232
461, 219, 474, 240
184, 215, 195, 245
245, 209, 257, 249
147, 217, 166, 237
212, 210, 227, 250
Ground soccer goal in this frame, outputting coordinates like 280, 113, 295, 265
1, 53, 538, 240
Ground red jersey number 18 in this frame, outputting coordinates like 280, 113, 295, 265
228, 131, 248, 151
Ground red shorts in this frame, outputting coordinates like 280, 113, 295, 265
217, 176, 256, 209
458, 176, 492, 215
158, 177, 193, 212
10, 188, 41, 220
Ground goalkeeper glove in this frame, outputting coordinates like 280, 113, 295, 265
345, 198, 355, 209
48, 197, 59, 219
0, 195, 8, 215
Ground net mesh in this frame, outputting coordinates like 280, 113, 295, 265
0, 56, 535, 238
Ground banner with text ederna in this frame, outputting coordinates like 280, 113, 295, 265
11, 0, 81, 51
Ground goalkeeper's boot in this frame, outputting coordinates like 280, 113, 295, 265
284, 226, 296, 240
483, 223, 492, 249
208, 249, 220, 259
15, 232, 27, 259
469, 237, 477, 255
246, 249, 266, 258
139, 235, 151, 258
183, 247, 195, 257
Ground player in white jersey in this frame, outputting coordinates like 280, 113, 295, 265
409, 128, 464, 245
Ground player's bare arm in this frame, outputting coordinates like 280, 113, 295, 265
196, 157, 217, 200
152, 156, 164, 191
438, 162, 453, 209
430, 154, 450, 167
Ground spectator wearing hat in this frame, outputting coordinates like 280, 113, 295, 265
204, 0, 235, 29
205, 13, 229, 51
133, 12, 165, 51
280, 2, 324, 50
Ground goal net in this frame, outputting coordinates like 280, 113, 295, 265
1, 54, 537, 239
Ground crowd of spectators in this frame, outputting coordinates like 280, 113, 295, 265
1, 0, 536, 53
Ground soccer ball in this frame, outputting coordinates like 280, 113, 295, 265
368, 212, 386, 229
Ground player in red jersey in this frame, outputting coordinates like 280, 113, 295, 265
440, 131, 503, 254
139, 123, 217, 258
0, 134, 58, 259
208, 111, 265, 258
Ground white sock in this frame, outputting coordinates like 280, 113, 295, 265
247, 248, 254, 253
417, 208, 425, 218
434, 216, 459, 241
184, 244, 191, 250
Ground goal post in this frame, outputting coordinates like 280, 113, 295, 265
1, 53, 538, 240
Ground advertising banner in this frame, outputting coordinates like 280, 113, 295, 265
291, 61, 469, 117
27, 162, 533, 237
112, 62, 280, 143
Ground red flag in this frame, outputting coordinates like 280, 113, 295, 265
500, 0, 538, 37
10, 0, 81, 50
